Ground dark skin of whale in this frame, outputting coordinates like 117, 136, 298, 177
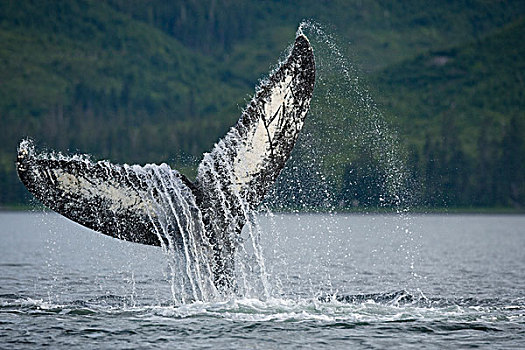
17, 34, 315, 294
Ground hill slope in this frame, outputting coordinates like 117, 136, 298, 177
372, 18, 525, 207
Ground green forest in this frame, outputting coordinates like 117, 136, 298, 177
1, 0, 524, 211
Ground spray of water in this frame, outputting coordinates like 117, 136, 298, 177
266, 22, 421, 294
273, 21, 410, 210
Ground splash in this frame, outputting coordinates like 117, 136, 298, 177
267, 22, 420, 294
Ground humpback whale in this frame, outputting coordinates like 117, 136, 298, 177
16, 34, 315, 296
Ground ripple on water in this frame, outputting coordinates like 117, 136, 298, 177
1, 292, 524, 349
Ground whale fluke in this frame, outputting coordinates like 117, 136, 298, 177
17, 34, 315, 294
16, 142, 192, 247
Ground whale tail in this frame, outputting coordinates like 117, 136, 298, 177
16, 34, 315, 293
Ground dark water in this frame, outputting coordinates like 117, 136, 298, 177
1, 212, 523, 349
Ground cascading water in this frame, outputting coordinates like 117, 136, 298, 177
126, 163, 218, 303
21, 144, 273, 303
196, 149, 271, 300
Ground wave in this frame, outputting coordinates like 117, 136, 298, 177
2, 291, 523, 324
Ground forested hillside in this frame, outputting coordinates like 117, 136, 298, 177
372, 19, 525, 208
1, 0, 524, 209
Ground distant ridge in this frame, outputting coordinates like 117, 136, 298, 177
1, 0, 524, 208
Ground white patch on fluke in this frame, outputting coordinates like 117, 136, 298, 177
232, 74, 295, 191
53, 168, 153, 214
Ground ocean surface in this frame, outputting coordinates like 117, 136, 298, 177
1, 211, 523, 349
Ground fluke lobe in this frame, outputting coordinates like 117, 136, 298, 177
17, 34, 315, 295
